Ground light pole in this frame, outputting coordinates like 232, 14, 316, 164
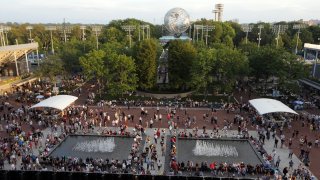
241, 24, 253, 44
92, 26, 102, 50
3, 26, 11, 45
140, 25, 150, 40
194, 25, 203, 42
0, 26, 6, 46
26, 26, 33, 43
80, 25, 86, 41
45, 26, 57, 54
293, 24, 306, 54
122, 25, 136, 48
272, 24, 288, 47
203, 25, 214, 46
257, 25, 264, 48
58, 19, 72, 43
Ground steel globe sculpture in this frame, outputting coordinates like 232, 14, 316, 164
164, 8, 190, 36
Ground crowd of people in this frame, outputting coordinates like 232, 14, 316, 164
0, 77, 319, 179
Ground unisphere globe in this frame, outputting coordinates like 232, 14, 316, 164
164, 8, 190, 35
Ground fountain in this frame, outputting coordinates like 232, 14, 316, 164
192, 140, 238, 157
72, 137, 116, 153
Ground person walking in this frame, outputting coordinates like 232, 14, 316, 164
289, 160, 294, 170
274, 138, 279, 148
276, 156, 281, 168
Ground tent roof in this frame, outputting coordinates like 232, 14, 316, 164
30, 95, 78, 111
249, 98, 298, 115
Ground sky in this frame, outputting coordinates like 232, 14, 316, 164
0, 0, 319, 24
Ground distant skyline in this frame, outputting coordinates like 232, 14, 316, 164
0, 0, 319, 24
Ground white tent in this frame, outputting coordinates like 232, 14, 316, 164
30, 95, 78, 111
249, 98, 298, 115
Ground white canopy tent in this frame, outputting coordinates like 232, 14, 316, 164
249, 98, 298, 115
30, 95, 78, 111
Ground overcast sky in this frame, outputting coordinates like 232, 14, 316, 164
1, 0, 319, 24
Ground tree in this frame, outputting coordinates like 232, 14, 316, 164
213, 46, 249, 92
107, 54, 138, 96
35, 55, 65, 85
133, 39, 158, 90
249, 46, 286, 81
79, 50, 108, 96
190, 48, 216, 92
168, 40, 197, 90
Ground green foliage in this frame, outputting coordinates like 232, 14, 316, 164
107, 54, 138, 95
35, 55, 65, 83
133, 39, 158, 89
79, 50, 107, 80
168, 40, 197, 90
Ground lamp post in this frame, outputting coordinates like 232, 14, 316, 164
45, 26, 57, 54
122, 25, 136, 48
80, 25, 86, 41
193, 25, 203, 42
272, 24, 288, 47
293, 24, 306, 54
203, 25, 214, 46
257, 25, 264, 48
26, 26, 33, 43
140, 25, 150, 40
3, 26, 11, 45
241, 24, 253, 44
92, 26, 102, 50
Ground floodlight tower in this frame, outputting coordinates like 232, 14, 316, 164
3, 26, 11, 45
293, 24, 306, 54
193, 25, 203, 42
0, 27, 5, 46
241, 24, 254, 44
257, 25, 264, 48
26, 26, 33, 43
80, 25, 86, 41
45, 26, 57, 54
122, 25, 136, 48
140, 25, 150, 40
92, 26, 102, 50
203, 25, 214, 45
272, 24, 288, 47
58, 25, 72, 43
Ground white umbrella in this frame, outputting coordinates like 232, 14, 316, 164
36, 95, 44, 99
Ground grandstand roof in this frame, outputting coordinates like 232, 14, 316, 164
0, 43, 38, 65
